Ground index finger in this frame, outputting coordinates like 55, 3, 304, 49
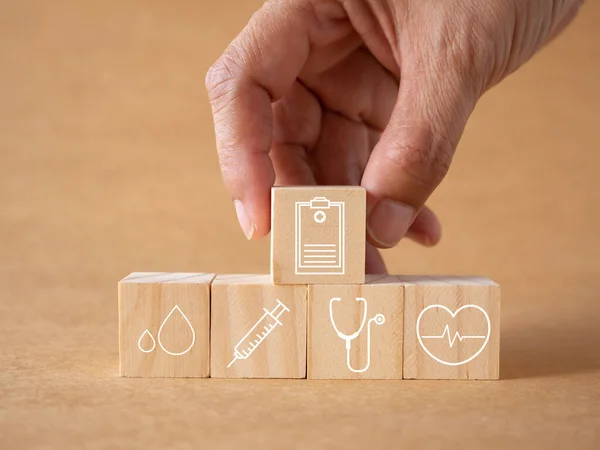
206, 1, 311, 239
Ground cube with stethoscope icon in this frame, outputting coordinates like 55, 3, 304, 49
295, 197, 345, 275
307, 277, 404, 379
329, 297, 385, 373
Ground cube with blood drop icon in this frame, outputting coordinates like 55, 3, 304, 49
118, 272, 215, 377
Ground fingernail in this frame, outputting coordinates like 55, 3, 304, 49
367, 199, 415, 248
234, 200, 255, 240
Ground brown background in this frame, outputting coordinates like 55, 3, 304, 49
1, 0, 599, 448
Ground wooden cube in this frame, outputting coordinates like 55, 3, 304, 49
401, 276, 500, 380
118, 272, 214, 378
211, 275, 307, 378
271, 186, 366, 285
308, 275, 404, 379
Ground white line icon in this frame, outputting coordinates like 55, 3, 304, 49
295, 197, 345, 275
137, 305, 196, 356
227, 299, 290, 368
158, 305, 196, 356
416, 304, 490, 366
421, 324, 486, 347
138, 329, 156, 353
329, 297, 385, 373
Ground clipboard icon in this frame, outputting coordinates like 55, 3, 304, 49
295, 197, 345, 275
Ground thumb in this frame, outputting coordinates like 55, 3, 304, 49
361, 69, 475, 248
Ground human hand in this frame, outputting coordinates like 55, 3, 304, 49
206, 0, 583, 273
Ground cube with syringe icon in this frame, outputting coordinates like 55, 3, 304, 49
227, 299, 289, 368
211, 274, 307, 378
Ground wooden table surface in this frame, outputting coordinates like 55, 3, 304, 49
1, 1, 599, 448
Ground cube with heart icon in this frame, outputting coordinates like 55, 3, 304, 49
400, 276, 500, 380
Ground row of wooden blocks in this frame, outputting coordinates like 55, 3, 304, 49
119, 273, 500, 380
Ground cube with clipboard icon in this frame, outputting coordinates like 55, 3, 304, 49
271, 186, 366, 285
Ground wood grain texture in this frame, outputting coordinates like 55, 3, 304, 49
271, 186, 366, 285
401, 276, 500, 380
118, 272, 214, 377
2, 0, 600, 447
211, 274, 307, 378
308, 275, 404, 379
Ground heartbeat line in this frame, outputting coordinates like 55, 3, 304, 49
421, 325, 486, 348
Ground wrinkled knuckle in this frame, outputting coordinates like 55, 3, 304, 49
206, 63, 236, 106
383, 126, 454, 189
206, 59, 232, 95
205, 50, 245, 108
414, 6, 500, 97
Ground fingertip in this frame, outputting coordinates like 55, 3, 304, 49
406, 206, 442, 247
405, 229, 434, 247
233, 190, 272, 241
365, 243, 388, 274
366, 198, 416, 249
234, 200, 256, 240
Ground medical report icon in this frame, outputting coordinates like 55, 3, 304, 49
329, 297, 385, 373
295, 197, 345, 275
227, 299, 290, 368
416, 304, 491, 366
137, 305, 196, 356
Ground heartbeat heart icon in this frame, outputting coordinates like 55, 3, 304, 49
416, 304, 491, 366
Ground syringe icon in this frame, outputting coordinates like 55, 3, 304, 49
227, 299, 290, 368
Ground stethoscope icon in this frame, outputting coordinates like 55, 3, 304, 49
329, 297, 385, 373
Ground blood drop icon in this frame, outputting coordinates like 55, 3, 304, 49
157, 305, 196, 356
137, 329, 156, 353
